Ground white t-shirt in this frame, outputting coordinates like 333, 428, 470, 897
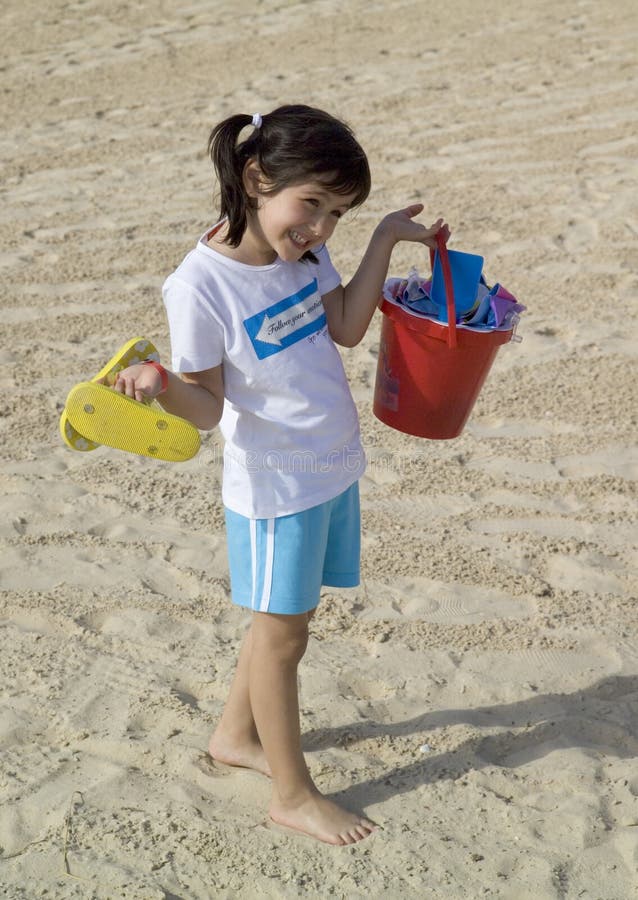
162, 230, 366, 518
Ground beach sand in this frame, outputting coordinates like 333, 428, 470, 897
1, 0, 637, 896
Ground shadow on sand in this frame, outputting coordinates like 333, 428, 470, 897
301, 675, 638, 809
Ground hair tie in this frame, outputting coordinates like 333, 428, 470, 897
251, 113, 262, 130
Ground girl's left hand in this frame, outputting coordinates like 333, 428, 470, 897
378, 204, 450, 248
99, 363, 165, 403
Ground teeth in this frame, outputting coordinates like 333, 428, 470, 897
290, 230, 307, 245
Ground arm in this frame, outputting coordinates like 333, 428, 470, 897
110, 363, 224, 431
322, 204, 449, 348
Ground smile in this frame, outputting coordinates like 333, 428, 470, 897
289, 229, 310, 248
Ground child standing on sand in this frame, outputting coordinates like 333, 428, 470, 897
113, 105, 448, 845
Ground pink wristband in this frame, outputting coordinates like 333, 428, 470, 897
143, 359, 169, 394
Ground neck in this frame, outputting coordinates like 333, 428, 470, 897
208, 219, 277, 266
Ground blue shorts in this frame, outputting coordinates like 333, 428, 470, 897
224, 482, 360, 616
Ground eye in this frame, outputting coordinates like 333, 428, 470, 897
304, 198, 320, 208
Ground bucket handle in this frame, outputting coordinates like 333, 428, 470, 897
429, 231, 457, 349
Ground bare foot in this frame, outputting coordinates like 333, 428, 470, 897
208, 731, 272, 777
270, 789, 376, 845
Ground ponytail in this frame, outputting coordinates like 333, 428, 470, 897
208, 113, 260, 247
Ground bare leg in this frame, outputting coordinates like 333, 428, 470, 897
249, 610, 376, 845
209, 622, 271, 776
208, 609, 319, 774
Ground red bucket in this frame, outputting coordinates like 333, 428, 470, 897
373, 235, 514, 439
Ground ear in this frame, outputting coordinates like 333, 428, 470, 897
242, 158, 265, 199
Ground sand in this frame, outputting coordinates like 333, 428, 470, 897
1, 0, 637, 896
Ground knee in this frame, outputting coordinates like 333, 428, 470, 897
252, 613, 309, 666
280, 629, 309, 666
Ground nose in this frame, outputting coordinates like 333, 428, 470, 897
311, 212, 336, 241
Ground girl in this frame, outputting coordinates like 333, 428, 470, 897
114, 105, 448, 845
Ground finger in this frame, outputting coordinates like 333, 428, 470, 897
404, 202, 425, 218
437, 223, 451, 244
424, 220, 450, 244
418, 220, 444, 242
421, 232, 442, 249
119, 376, 137, 399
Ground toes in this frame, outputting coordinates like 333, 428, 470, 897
329, 832, 348, 846
340, 822, 375, 843
354, 824, 373, 840
339, 831, 357, 845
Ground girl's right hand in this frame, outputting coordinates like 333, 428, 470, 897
102, 364, 165, 403
377, 205, 450, 249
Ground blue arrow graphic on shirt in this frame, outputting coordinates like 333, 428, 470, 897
244, 279, 327, 360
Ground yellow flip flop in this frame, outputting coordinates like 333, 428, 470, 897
59, 337, 160, 451
64, 382, 201, 462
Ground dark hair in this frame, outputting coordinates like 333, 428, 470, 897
208, 104, 371, 256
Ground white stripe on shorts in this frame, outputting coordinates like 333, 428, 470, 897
249, 519, 258, 610
249, 518, 276, 612
259, 519, 275, 612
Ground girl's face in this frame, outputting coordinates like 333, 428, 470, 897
245, 169, 357, 264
